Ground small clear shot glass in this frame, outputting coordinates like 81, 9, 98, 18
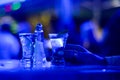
49, 33, 68, 66
19, 33, 34, 69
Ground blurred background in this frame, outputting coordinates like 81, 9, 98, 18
1, 0, 120, 59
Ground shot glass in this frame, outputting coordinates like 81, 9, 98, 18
49, 33, 68, 66
19, 33, 34, 69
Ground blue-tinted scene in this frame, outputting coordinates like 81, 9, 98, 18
0, 0, 120, 80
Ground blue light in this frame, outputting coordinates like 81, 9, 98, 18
0, 0, 25, 5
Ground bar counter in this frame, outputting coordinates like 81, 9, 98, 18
0, 63, 120, 80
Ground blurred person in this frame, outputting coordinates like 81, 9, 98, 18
80, 20, 105, 56
0, 23, 20, 59
102, 8, 120, 56
79, 0, 106, 56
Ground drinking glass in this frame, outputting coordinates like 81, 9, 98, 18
49, 33, 68, 66
19, 33, 34, 69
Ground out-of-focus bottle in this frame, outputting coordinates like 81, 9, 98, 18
33, 23, 47, 68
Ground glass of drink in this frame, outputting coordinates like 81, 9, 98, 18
19, 33, 34, 69
49, 32, 68, 66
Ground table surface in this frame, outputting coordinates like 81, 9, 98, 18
0, 60, 120, 80
0, 65, 120, 80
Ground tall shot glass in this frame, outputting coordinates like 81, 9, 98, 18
49, 32, 68, 66
19, 33, 34, 69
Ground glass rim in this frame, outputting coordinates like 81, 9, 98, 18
19, 33, 33, 36
49, 33, 68, 38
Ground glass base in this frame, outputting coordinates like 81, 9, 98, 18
51, 58, 65, 66
20, 58, 33, 69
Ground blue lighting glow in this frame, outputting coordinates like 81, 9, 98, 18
0, 0, 25, 5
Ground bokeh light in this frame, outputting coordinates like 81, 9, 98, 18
12, 2, 21, 11
4, 4, 11, 12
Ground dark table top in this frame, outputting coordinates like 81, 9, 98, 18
0, 65, 120, 80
